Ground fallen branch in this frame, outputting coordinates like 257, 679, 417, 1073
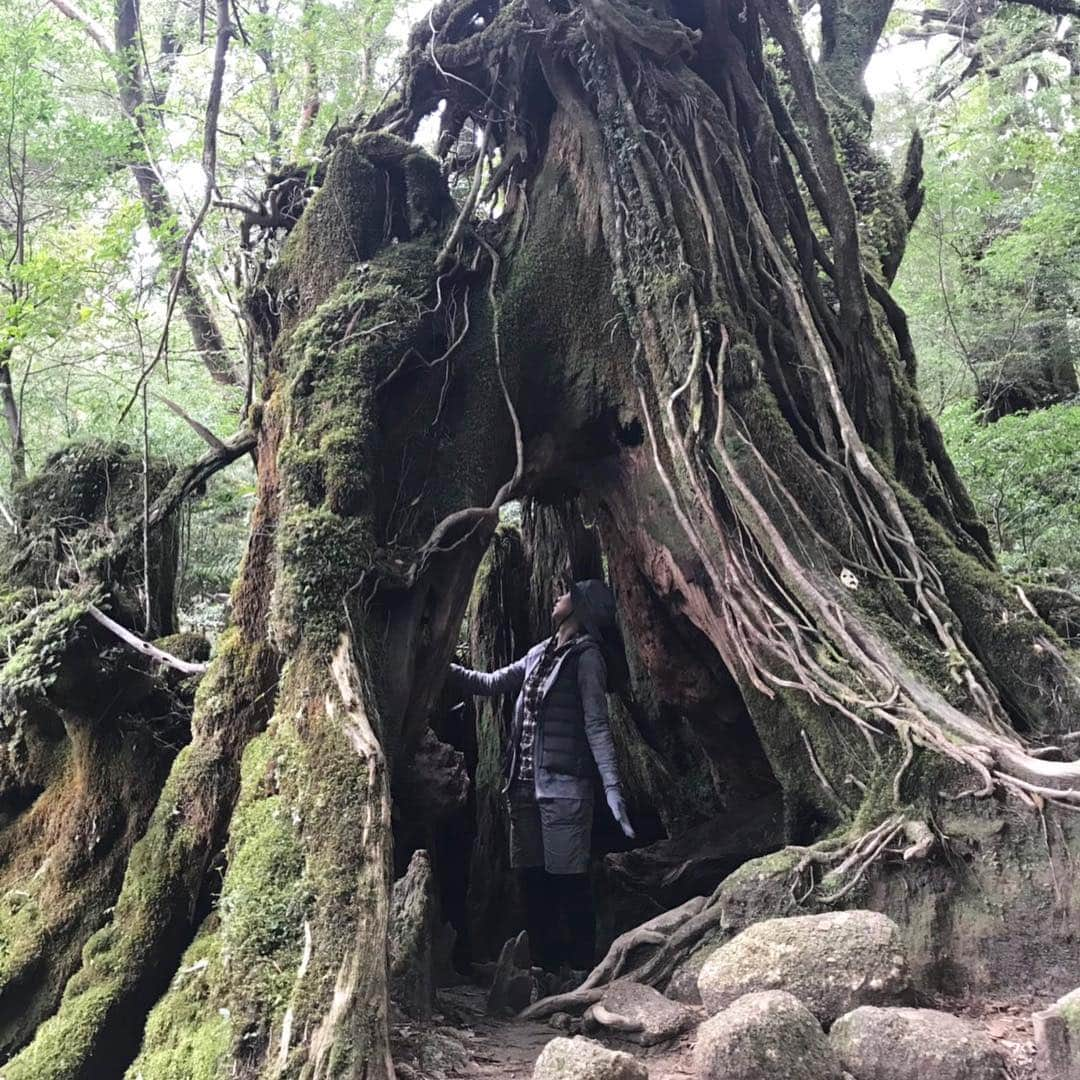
87, 604, 209, 675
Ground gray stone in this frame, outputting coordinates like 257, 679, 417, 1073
693, 990, 843, 1080
532, 1036, 649, 1079
548, 1012, 575, 1032
416, 1029, 477, 1077
584, 981, 696, 1046
697, 910, 908, 1024
831, 1006, 1005, 1080
1034, 988, 1080, 1080
388, 849, 437, 1020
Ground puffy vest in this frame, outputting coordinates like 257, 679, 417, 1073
505, 644, 595, 780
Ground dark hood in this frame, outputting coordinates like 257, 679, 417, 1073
570, 579, 616, 641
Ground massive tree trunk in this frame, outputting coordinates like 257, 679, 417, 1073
2, 1, 1080, 1075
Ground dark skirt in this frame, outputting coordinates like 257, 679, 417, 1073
506, 778, 594, 875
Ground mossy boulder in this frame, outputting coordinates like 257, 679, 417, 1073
1034, 987, 1080, 1080
693, 990, 842, 1080
532, 1035, 648, 1080
697, 911, 908, 1024
830, 1006, 1005, 1080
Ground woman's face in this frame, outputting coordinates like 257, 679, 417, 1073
552, 590, 574, 627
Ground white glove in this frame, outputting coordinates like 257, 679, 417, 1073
605, 786, 636, 839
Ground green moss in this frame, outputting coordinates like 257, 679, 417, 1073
268, 135, 452, 328
0, 888, 46, 990
2, 980, 120, 1079
218, 731, 306, 1020
894, 482, 1080, 734
126, 924, 231, 1080
727, 844, 803, 886
152, 633, 211, 664
273, 507, 370, 650
1057, 988, 1080, 1036
130, 728, 307, 1076
1, 441, 178, 629
0, 587, 100, 706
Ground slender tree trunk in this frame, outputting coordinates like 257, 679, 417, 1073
293, 0, 321, 149
113, 0, 238, 386
0, 348, 25, 483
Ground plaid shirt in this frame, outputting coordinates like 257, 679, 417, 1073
515, 633, 580, 781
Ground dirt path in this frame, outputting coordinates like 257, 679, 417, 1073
393, 986, 696, 1078
393, 985, 1046, 1079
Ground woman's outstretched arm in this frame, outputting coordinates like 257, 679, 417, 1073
447, 655, 528, 697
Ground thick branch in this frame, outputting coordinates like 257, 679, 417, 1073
145, 428, 255, 530
818, 0, 896, 115
48, 0, 114, 53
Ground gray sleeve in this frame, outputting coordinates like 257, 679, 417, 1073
577, 645, 622, 791
448, 656, 527, 698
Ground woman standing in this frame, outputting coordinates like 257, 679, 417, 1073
448, 579, 635, 973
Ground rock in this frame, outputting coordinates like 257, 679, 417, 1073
389, 849, 437, 1020
668, 938, 722, 1005
830, 1006, 1005, 1080
392, 1025, 478, 1078
532, 1036, 649, 1079
1034, 987, 1080, 1080
583, 981, 696, 1046
486, 930, 536, 1015
697, 910, 908, 1024
416, 1029, 477, 1076
692, 990, 843, 1080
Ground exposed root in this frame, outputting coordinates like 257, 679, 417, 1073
584, 1002, 644, 1035
521, 896, 713, 1020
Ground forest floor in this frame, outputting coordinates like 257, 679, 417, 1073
393, 985, 1046, 1079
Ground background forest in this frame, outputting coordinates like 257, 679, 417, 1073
0, 0, 1076, 627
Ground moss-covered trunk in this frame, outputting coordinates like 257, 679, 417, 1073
0, 133, 516, 1077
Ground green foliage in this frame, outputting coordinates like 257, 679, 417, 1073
886, 31, 1079, 414
871, 8, 1080, 586
0, 0, 411, 633
940, 401, 1080, 588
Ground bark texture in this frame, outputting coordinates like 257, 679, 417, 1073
0, 2, 1078, 1076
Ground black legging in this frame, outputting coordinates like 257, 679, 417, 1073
520, 868, 596, 971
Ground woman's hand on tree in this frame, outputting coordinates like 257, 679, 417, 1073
605, 786, 636, 839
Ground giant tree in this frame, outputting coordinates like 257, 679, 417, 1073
1, 1, 1079, 1077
